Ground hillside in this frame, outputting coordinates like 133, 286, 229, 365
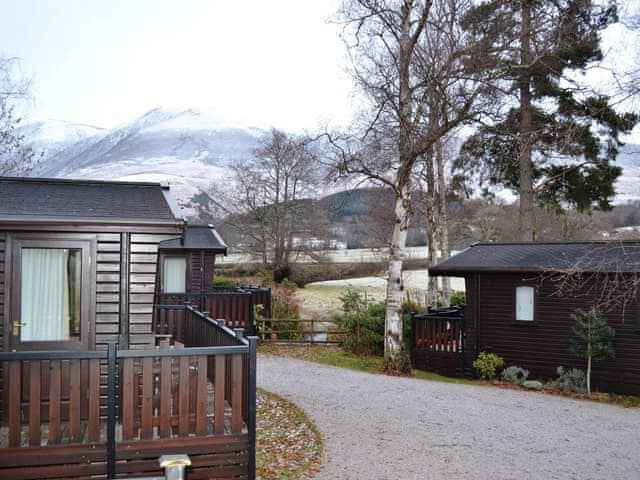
18, 108, 640, 223
24, 108, 264, 219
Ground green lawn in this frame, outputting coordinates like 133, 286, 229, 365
259, 343, 475, 385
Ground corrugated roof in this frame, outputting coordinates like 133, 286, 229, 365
0, 177, 183, 223
159, 225, 227, 253
430, 241, 640, 275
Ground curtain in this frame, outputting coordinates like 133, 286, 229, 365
21, 248, 75, 341
516, 286, 535, 321
164, 257, 186, 293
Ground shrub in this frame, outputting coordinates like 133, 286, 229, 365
548, 366, 587, 393
473, 352, 505, 380
403, 289, 427, 314
334, 290, 385, 356
500, 365, 529, 386
449, 292, 466, 306
268, 283, 301, 340
212, 275, 237, 287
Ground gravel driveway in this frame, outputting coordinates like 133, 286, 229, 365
258, 355, 640, 480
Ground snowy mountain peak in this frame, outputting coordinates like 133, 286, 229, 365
131, 107, 264, 135
19, 107, 267, 220
22, 119, 105, 145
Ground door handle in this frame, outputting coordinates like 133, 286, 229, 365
12, 322, 26, 336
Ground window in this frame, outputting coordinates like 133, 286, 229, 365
163, 256, 187, 293
515, 285, 535, 322
21, 248, 82, 341
11, 236, 92, 350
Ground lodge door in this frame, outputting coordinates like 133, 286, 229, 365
9, 238, 92, 351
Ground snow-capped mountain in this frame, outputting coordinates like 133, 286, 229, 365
25, 108, 265, 219
17, 108, 640, 221
610, 143, 640, 204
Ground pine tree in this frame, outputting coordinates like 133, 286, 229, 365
456, 0, 637, 240
568, 307, 615, 394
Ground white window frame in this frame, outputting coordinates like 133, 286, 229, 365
515, 285, 536, 322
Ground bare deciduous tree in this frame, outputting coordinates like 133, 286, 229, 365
221, 128, 321, 281
548, 241, 640, 317
0, 56, 39, 175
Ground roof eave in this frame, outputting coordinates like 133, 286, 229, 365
429, 266, 638, 276
161, 185, 185, 222
159, 245, 228, 254
0, 216, 185, 229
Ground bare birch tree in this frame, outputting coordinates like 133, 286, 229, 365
332, 0, 499, 370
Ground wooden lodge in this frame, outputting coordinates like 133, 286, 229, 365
0, 177, 259, 479
417, 241, 640, 395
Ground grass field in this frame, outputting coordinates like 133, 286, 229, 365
295, 269, 465, 319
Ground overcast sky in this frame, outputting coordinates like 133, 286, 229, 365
1, 0, 638, 139
0, 0, 353, 131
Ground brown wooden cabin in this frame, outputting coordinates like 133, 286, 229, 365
419, 241, 640, 395
0, 177, 257, 479
156, 226, 270, 336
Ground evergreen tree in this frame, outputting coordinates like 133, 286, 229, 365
456, 0, 637, 240
569, 307, 615, 394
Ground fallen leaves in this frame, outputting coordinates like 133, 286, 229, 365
256, 389, 323, 479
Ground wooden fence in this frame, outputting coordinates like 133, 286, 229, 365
156, 286, 271, 336
0, 309, 257, 480
256, 318, 345, 344
411, 307, 466, 377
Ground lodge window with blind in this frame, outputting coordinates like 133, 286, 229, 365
162, 255, 187, 293
514, 285, 536, 322
10, 237, 92, 350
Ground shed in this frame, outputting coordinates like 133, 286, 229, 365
427, 241, 640, 394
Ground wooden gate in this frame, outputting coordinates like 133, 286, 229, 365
411, 307, 466, 377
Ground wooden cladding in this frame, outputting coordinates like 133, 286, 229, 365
472, 272, 640, 394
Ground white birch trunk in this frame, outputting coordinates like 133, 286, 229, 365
425, 152, 439, 306
435, 139, 451, 304
384, 186, 411, 364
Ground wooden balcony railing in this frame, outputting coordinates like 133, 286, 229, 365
0, 309, 257, 480
411, 307, 466, 378
156, 286, 271, 336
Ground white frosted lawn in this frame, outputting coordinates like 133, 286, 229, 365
297, 270, 465, 319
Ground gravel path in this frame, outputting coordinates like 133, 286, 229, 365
258, 355, 640, 480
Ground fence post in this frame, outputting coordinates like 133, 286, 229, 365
234, 328, 245, 340
459, 310, 465, 378
247, 336, 258, 480
159, 454, 191, 480
107, 341, 117, 479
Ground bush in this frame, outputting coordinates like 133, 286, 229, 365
473, 352, 505, 380
403, 289, 427, 314
212, 275, 237, 287
334, 290, 385, 356
548, 366, 587, 393
500, 365, 529, 386
334, 291, 413, 357
449, 292, 466, 306
268, 283, 301, 340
